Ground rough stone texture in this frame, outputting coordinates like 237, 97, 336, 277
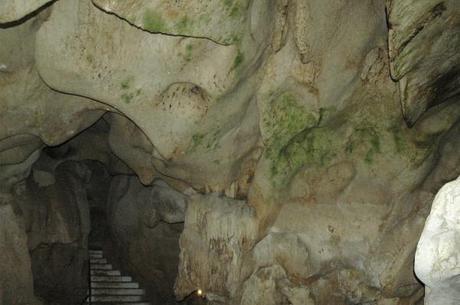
387, 0, 460, 125
175, 193, 258, 303
35, 0, 269, 193
0, 0, 52, 23
0, 199, 42, 305
19, 160, 92, 304
415, 176, 460, 305
0, 3, 106, 192
105, 112, 156, 185
0, 0, 459, 304
92, 0, 254, 45
107, 175, 186, 304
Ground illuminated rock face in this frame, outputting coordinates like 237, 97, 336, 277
415, 176, 460, 305
386, 0, 460, 126
0, 0, 459, 304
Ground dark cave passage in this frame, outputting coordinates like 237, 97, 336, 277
16, 119, 195, 305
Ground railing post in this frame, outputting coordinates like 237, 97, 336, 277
88, 252, 92, 305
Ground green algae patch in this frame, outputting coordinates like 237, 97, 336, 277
262, 92, 322, 186
188, 129, 221, 153
263, 93, 318, 153
176, 16, 189, 32
184, 44, 193, 62
269, 127, 339, 186
191, 133, 205, 149
232, 50, 244, 70
143, 10, 167, 33
223, 0, 244, 18
121, 92, 134, 104
120, 77, 132, 90
345, 127, 381, 165
119, 76, 140, 104
387, 123, 435, 167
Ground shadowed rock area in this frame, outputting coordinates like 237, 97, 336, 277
0, 1, 459, 305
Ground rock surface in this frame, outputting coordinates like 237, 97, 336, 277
0, 0, 52, 23
415, 176, 460, 305
175, 193, 258, 302
107, 176, 186, 304
0, 200, 41, 305
387, 0, 460, 125
0, 0, 459, 304
20, 160, 91, 304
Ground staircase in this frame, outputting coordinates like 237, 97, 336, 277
88, 249, 151, 305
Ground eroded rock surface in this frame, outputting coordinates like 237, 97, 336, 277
0, 200, 41, 305
20, 160, 91, 304
387, 0, 460, 125
415, 176, 460, 305
175, 194, 258, 302
107, 176, 186, 303
0, 0, 52, 23
0, 0, 459, 304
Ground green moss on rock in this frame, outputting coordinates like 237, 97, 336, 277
188, 127, 223, 153
121, 92, 134, 104
264, 93, 318, 153
120, 78, 131, 90
176, 16, 189, 32
262, 92, 322, 185
232, 50, 244, 70
143, 10, 167, 32
184, 44, 193, 62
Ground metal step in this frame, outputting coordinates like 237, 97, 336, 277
91, 288, 145, 296
90, 258, 108, 264
89, 250, 103, 255
91, 275, 132, 282
90, 295, 145, 302
91, 282, 139, 289
89, 253, 103, 259
91, 270, 121, 276
91, 264, 113, 270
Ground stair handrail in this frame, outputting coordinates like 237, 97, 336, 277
79, 249, 92, 305
88, 249, 92, 305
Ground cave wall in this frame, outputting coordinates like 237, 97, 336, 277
106, 176, 186, 303
12, 157, 93, 304
0, 196, 40, 305
0, 0, 459, 304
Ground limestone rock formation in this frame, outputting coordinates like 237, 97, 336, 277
0, 201, 41, 305
0, 0, 459, 304
175, 193, 258, 302
107, 176, 186, 303
0, 0, 52, 23
92, 0, 257, 45
387, 0, 460, 126
20, 160, 92, 304
35, 0, 267, 193
415, 176, 460, 305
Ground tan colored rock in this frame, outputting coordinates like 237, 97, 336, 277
387, 0, 460, 125
0, 0, 52, 23
0, 0, 459, 304
0, 201, 42, 305
92, 0, 264, 46
175, 193, 258, 302
35, 0, 270, 192
240, 265, 289, 305
0, 5, 106, 177
105, 112, 155, 184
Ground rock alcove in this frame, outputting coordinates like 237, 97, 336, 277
1, 1, 460, 305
